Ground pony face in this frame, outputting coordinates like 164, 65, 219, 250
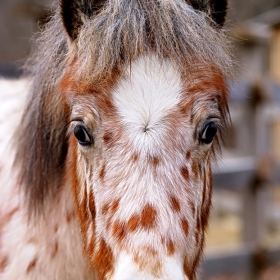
15, 0, 232, 279
62, 55, 228, 280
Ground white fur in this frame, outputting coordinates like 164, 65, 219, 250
114, 55, 182, 153
0, 79, 93, 280
0, 78, 29, 208
112, 252, 188, 280
0, 78, 29, 154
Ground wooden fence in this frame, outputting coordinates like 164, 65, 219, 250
201, 81, 280, 279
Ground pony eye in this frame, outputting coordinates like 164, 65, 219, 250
199, 121, 218, 144
73, 125, 93, 146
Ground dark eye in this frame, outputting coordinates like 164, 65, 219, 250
199, 121, 218, 144
74, 125, 93, 146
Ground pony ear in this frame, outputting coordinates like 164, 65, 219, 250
60, 0, 106, 40
187, 0, 228, 27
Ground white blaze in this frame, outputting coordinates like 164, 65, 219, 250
113, 55, 182, 153
109, 57, 190, 280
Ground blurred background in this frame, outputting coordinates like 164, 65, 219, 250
1, 0, 280, 279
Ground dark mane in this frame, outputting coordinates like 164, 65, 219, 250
15, 12, 69, 216
15, 0, 233, 215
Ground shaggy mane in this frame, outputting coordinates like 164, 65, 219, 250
15, 0, 233, 215
75, 0, 233, 81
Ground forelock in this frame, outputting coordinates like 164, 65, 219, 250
72, 0, 234, 82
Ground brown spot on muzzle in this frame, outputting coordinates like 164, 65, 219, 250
186, 150, 191, 160
111, 199, 120, 213
181, 219, 189, 236
140, 204, 157, 230
112, 220, 127, 242
170, 195, 181, 212
181, 166, 189, 181
26, 258, 37, 273
127, 214, 140, 232
167, 239, 175, 255
131, 153, 139, 163
101, 203, 110, 215
148, 155, 159, 167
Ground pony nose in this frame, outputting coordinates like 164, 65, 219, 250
111, 252, 187, 280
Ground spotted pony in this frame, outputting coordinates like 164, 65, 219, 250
0, 0, 233, 279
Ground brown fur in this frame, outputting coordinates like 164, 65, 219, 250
170, 196, 181, 213
112, 221, 127, 243
131, 153, 139, 163
110, 199, 120, 214
191, 162, 199, 178
99, 164, 106, 180
166, 239, 175, 256
181, 219, 189, 236
127, 215, 140, 232
91, 238, 114, 280
140, 204, 157, 230
0, 256, 8, 272
181, 166, 190, 181
103, 131, 113, 144
148, 155, 160, 167
101, 203, 110, 216
26, 258, 37, 273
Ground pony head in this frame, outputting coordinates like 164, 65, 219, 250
17, 0, 232, 279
